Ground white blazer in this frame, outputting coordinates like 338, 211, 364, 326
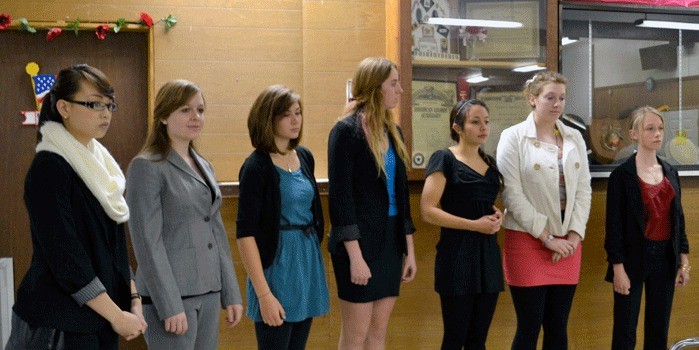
496, 112, 592, 239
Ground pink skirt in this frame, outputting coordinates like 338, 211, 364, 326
503, 229, 581, 287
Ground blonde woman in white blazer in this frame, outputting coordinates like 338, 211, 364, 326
496, 71, 591, 350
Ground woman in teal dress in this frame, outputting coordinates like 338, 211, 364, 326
236, 85, 329, 350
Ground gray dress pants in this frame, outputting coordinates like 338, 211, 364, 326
142, 292, 222, 350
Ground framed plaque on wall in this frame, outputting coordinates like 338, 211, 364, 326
411, 80, 457, 168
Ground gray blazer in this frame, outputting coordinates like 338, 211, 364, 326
126, 149, 242, 320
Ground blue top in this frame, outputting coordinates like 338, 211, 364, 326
384, 141, 398, 217
245, 166, 329, 323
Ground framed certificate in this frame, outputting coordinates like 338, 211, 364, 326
411, 80, 457, 168
476, 90, 530, 157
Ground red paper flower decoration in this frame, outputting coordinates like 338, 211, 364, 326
0, 14, 11, 30
95, 24, 109, 40
140, 12, 153, 28
46, 27, 62, 42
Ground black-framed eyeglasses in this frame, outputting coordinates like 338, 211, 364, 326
64, 98, 118, 112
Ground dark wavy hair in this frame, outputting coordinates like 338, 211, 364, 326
37, 64, 114, 142
449, 98, 502, 188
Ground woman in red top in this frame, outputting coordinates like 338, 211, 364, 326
605, 106, 690, 350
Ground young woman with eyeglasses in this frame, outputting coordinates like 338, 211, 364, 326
7, 64, 147, 350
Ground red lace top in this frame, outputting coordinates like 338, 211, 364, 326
639, 176, 675, 241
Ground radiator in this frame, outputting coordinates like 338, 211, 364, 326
0, 258, 13, 348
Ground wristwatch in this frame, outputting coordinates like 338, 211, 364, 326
130, 293, 142, 301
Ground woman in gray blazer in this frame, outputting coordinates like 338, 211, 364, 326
126, 80, 243, 350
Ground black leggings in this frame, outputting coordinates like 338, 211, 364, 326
440, 293, 499, 350
612, 240, 675, 350
509, 285, 577, 350
254, 318, 313, 350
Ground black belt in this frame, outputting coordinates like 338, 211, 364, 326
141, 290, 219, 305
279, 223, 314, 237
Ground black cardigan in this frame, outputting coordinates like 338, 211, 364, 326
13, 152, 132, 333
236, 146, 324, 268
605, 154, 690, 284
327, 113, 415, 261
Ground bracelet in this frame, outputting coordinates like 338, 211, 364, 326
258, 292, 272, 300
130, 293, 142, 301
542, 234, 554, 246
680, 264, 691, 273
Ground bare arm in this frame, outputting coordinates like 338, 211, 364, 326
237, 237, 285, 326
420, 171, 501, 234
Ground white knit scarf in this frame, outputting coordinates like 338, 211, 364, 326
36, 121, 130, 223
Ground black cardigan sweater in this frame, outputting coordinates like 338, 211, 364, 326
605, 154, 690, 284
327, 113, 416, 261
236, 146, 324, 268
13, 152, 132, 333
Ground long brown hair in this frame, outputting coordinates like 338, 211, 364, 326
345, 57, 409, 176
142, 80, 203, 159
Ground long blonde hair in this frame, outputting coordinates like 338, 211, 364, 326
345, 57, 409, 176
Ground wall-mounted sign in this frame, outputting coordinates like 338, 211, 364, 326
21, 62, 56, 126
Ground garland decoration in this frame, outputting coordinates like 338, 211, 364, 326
95, 24, 109, 40
139, 13, 153, 28
0, 14, 11, 30
67, 18, 80, 36
19, 18, 36, 33
0, 12, 177, 40
46, 28, 61, 42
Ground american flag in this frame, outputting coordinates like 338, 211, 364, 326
33, 74, 56, 104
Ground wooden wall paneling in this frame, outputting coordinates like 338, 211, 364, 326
547, 0, 559, 71
154, 28, 303, 62
302, 30, 386, 73
302, 0, 387, 179
304, 1, 385, 31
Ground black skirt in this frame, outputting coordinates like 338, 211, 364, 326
331, 217, 403, 303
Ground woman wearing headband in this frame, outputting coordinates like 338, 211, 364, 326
421, 98, 504, 349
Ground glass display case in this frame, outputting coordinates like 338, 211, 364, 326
399, 0, 554, 178
560, 2, 699, 176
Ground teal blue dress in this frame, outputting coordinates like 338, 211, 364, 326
246, 166, 330, 322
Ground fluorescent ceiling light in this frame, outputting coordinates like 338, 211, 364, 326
427, 17, 522, 28
466, 75, 489, 83
513, 64, 546, 73
561, 37, 578, 45
635, 19, 699, 31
